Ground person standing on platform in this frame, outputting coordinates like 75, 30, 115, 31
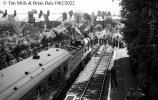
125, 88, 137, 100
110, 67, 118, 89
135, 87, 145, 100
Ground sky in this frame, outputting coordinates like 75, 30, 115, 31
0, 0, 121, 15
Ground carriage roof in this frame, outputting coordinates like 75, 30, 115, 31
0, 48, 71, 100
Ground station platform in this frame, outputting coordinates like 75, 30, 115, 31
108, 47, 137, 100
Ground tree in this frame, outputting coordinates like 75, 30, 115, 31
97, 10, 102, 16
83, 13, 91, 21
30, 9, 37, 14
90, 12, 96, 24
91, 12, 96, 19
74, 11, 83, 26
0, 10, 3, 13
107, 11, 111, 16
102, 11, 106, 19
0, 15, 23, 36
68, 10, 73, 18
95, 24, 103, 31
120, 0, 158, 99
104, 17, 117, 28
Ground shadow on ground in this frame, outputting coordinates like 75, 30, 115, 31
110, 56, 137, 100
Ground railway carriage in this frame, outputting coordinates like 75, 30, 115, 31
0, 38, 92, 100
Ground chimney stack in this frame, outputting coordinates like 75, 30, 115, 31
39, 10, 43, 18
2, 10, 7, 18
63, 12, 67, 21
47, 10, 50, 18
28, 11, 34, 23
14, 10, 16, 17
5, 10, 7, 13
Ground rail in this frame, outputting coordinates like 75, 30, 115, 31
79, 45, 108, 100
52, 44, 101, 100
98, 49, 114, 100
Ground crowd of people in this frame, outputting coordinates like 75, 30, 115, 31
92, 33, 124, 48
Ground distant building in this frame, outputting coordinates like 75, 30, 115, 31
15, 13, 28, 22
0, 10, 78, 33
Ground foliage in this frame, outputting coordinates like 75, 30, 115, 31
0, 10, 4, 13
102, 11, 106, 17
104, 17, 117, 28
0, 16, 23, 36
107, 11, 111, 16
0, 16, 24, 49
91, 12, 96, 19
90, 12, 96, 24
97, 10, 102, 16
30, 9, 37, 14
120, 0, 158, 99
83, 13, 91, 21
68, 10, 73, 18
95, 24, 102, 31
74, 11, 83, 24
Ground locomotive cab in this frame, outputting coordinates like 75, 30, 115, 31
65, 39, 85, 54
70, 38, 91, 48
70, 39, 85, 48
69, 38, 91, 54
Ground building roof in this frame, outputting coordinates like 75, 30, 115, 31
0, 14, 4, 20
33, 14, 45, 22
48, 13, 62, 21
15, 13, 28, 22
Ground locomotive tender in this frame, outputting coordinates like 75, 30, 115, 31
0, 38, 91, 100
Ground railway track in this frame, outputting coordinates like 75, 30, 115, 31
52, 44, 101, 100
65, 45, 114, 100
79, 46, 114, 100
